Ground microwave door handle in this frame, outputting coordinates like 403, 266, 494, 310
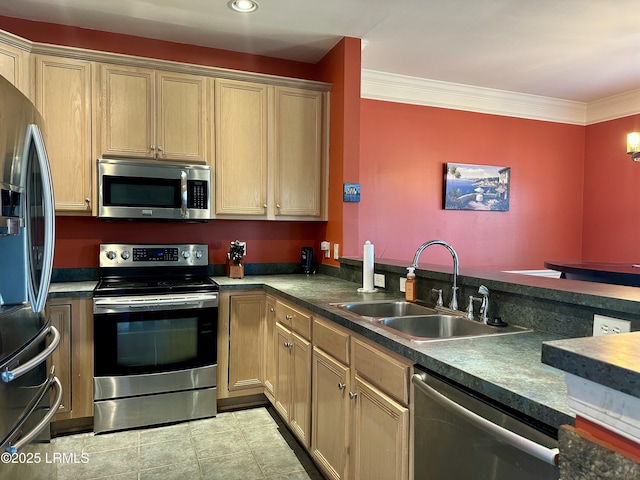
180, 170, 187, 217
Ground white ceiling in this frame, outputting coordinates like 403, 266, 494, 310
1, 0, 639, 103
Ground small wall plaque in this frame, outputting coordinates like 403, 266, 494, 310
343, 183, 361, 202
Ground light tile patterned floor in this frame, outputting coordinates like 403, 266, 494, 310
48, 407, 324, 480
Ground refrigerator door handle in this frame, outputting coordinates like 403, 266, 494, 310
1, 325, 60, 383
23, 123, 55, 314
5, 375, 62, 454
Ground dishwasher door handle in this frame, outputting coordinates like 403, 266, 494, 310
412, 373, 559, 467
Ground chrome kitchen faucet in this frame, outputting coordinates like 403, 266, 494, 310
411, 240, 459, 311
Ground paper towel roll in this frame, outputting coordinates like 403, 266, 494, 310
362, 240, 375, 292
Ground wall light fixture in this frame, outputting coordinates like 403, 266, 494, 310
627, 132, 640, 161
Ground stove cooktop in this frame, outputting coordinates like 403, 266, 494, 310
94, 276, 219, 297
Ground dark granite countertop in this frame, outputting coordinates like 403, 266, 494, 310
48, 274, 575, 429
214, 274, 574, 430
48, 281, 97, 298
542, 332, 640, 399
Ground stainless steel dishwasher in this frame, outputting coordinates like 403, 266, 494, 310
412, 368, 560, 480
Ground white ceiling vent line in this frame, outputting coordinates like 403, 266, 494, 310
361, 69, 587, 125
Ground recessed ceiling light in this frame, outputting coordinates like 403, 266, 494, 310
228, 0, 259, 13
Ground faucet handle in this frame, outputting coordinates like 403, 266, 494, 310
449, 286, 459, 311
431, 288, 443, 307
466, 296, 482, 321
478, 285, 490, 323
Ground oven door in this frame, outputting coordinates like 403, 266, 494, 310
93, 293, 217, 379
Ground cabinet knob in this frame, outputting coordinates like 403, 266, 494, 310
263, 204, 268, 209
276, 203, 281, 209
270, 307, 275, 313
157, 146, 163, 152
349, 392, 357, 399
283, 342, 293, 348
150, 145, 155, 150
338, 383, 346, 390
285, 314, 293, 320
85, 198, 91, 206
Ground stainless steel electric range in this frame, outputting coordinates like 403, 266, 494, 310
92, 243, 218, 434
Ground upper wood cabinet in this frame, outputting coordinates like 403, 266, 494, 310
215, 79, 328, 220
98, 64, 208, 163
0, 39, 30, 97
214, 78, 269, 216
274, 86, 326, 218
34, 55, 93, 213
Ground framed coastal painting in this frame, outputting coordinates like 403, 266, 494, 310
443, 163, 511, 211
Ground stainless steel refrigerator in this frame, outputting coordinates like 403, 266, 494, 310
0, 75, 60, 479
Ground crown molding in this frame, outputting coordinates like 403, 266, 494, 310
586, 89, 640, 125
361, 69, 640, 126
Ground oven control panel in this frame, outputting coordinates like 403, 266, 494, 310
99, 244, 208, 267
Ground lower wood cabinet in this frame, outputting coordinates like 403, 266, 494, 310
264, 295, 276, 400
47, 298, 94, 422
274, 321, 312, 448
351, 375, 409, 480
221, 292, 411, 479
310, 317, 411, 480
228, 294, 264, 391
311, 346, 350, 480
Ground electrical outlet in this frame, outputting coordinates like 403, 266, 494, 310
374, 273, 386, 288
399, 277, 407, 293
333, 244, 340, 260
593, 314, 631, 336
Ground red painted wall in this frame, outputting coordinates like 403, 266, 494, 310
315, 37, 362, 265
359, 99, 586, 270
582, 114, 640, 262
55, 217, 324, 268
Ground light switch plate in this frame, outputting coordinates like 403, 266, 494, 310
333, 244, 340, 260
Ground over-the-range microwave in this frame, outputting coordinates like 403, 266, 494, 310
97, 158, 212, 221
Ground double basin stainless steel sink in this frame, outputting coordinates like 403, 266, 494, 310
332, 299, 530, 342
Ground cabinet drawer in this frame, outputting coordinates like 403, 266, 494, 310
276, 300, 311, 340
352, 338, 410, 406
313, 317, 350, 365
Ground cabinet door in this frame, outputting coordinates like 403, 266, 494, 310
273, 87, 325, 218
228, 294, 264, 391
264, 295, 277, 399
47, 303, 72, 417
312, 347, 349, 480
274, 322, 292, 421
0, 42, 28, 96
35, 56, 93, 213
156, 72, 208, 163
290, 330, 311, 448
214, 78, 269, 216
351, 376, 409, 480
99, 64, 155, 158
48, 299, 94, 422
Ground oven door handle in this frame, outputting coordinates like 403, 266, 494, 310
1, 325, 60, 383
94, 294, 218, 313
